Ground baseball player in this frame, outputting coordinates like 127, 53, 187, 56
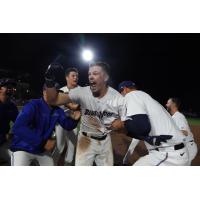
166, 97, 198, 165
44, 62, 126, 166
117, 81, 189, 166
54, 67, 79, 165
10, 84, 80, 166
0, 79, 18, 165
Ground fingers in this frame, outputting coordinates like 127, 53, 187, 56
69, 110, 81, 121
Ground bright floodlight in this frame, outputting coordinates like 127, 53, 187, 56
82, 49, 94, 61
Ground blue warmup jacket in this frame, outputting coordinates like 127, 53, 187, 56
10, 98, 79, 154
0, 100, 19, 144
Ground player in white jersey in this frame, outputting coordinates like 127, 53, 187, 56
53, 67, 79, 165
166, 98, 198, 165
44, 62, 126, 166
117, 81, 189, 166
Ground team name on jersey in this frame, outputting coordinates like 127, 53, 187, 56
84, 109, 118, 119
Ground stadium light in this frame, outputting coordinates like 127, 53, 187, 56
82, 49, 94, 62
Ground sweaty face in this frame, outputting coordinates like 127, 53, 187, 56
66, 71, 79, 88
88, 66, 108, 97
166, 99, 173, 112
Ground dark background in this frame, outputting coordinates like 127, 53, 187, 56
0, 33, 199, 113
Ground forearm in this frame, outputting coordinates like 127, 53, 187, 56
46, 88, 72, 106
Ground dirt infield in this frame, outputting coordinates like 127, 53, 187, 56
111, 125, 200, 166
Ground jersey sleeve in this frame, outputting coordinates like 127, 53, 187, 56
125, 93, 147, 117
173, 114, 188, 131
117, 96, 127, 121
68, 87, 82, 104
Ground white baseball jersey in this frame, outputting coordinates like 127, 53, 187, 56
124, 90, 189, 166
54, 85, 79, 165
69, 86, 126, 137
172, 111, 197, 165
124, 90, 185, 148
172, 111, 194, 141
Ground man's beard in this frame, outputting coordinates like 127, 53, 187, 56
166, 107, 171, 113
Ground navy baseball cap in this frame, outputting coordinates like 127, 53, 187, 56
118, 81, 136, 92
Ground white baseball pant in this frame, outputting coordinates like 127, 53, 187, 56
11, 151, 54, 166
75, 133, 113, 166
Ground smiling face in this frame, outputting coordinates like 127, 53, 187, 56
88, 65, 109, 97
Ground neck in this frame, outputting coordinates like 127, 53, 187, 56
67, 84, 77, 90
96, 85, 108, 99
171, 108, 178, 115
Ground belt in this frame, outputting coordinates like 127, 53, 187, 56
82, 132, 107, 141
154, 143, 185, 151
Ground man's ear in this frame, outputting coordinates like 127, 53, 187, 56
104, 74, 109, 82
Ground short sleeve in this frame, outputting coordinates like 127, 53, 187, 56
117, 96, 127, 121
173, 114, 188, 131
125, 93, 147, 117
68, 87, 82, 104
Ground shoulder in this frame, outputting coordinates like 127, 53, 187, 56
69, 86, 90, 96
6, 100, 18, 108
60, 86, 69, 93
107, 87, 122, 97
173, 111, 185, 119
24, 99, 42, 110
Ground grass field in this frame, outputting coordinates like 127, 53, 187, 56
187, 118, 200, 126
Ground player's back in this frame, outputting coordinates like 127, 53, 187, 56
126, 90, 185, 145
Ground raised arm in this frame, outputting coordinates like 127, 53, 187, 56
45, 87, 72, 106
44, 63, 72, 106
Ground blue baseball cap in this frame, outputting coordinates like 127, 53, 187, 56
118, 81, 136, 92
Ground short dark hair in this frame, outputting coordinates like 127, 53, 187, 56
65, 67, 79, 77
89, 61, 110, 76
170, 97, 181, 109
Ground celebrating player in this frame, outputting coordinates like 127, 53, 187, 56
44, 62, 126, 166
117, 81, 189, 166
54, 67, 80, 165
166, 97, 198, 165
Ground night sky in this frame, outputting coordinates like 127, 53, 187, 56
0, 33, 199, 113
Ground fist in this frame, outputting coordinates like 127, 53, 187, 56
44, 139, 56, 152
69, 110, 81, 121
66, 102, 80, 111
110, 119, 124, 131
45, 63, 64, 83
